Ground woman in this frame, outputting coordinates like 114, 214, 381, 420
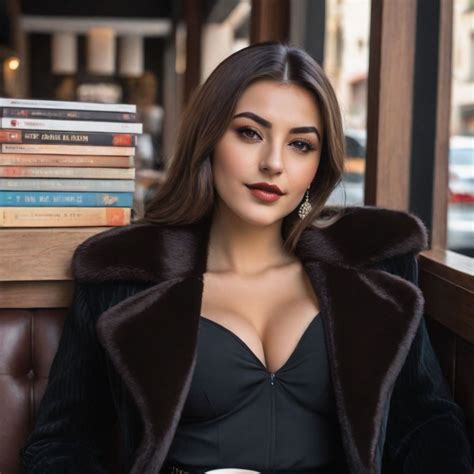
20, 42, 472, 474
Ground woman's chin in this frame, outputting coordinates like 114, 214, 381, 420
232, 208, 288, 228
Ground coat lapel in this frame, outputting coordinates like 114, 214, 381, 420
72, 205, 428, 474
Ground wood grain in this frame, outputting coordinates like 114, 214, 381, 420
0, 227, 109, 281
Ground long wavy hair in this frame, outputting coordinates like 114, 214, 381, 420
134, 41, 348, 253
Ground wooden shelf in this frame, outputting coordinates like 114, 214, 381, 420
419, 249, 474, 344
0, 227, 110, 282
0, 280, 74, 308
0, 227, 115, 308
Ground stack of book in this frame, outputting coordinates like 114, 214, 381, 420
0, 97, 142, 227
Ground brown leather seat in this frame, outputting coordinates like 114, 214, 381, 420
1, 307, 472, 473
1, 307, 68, 473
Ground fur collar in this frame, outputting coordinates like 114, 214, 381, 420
71, 205, 428, 474
73, 205, 427, 284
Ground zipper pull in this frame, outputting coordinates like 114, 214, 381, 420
270, 373, 276, 385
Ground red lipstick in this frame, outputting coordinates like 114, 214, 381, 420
247, 182, 284, 195
245, 182, 285, 203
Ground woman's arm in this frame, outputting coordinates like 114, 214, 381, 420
19, 282, 117, 473
378, 252, 473, 473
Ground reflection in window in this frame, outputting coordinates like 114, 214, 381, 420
323, 0, 370, 206
448, 0, 474, 257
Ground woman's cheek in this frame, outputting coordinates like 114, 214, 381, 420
219, 144, 263, 193
288, 158, 319, 189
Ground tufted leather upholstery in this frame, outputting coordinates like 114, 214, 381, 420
1, 307, 68, 473
1, 307, 472, 473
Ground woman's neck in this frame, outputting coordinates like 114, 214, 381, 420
206, 206, 297, 277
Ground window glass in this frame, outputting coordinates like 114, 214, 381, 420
448, 0, 474, 257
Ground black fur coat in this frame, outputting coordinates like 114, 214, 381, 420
19, 205, 473, 474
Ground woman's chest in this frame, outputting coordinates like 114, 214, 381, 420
200, 262, 321, 375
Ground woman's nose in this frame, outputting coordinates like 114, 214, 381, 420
259, 145, 284, 174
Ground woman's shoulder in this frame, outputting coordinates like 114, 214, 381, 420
71, 221, 164, 285
71, 205, 429, 286
300, 205, 429, 270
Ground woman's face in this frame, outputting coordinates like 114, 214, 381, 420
212, 79, 324, 227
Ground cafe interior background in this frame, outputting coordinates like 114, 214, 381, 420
0, 0, 473, 257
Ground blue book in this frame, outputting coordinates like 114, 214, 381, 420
0, 191, 134, 207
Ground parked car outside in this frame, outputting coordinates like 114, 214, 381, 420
447, 135, 474, 256
327, 131, 473, 257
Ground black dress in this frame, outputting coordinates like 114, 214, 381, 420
164, 310, 346, 473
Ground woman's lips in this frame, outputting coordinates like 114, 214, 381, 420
246, 185, 282, 203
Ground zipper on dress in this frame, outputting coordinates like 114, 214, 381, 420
268, 372, 276, 469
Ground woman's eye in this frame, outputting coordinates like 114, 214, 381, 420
291, 140, 316, 153
237, 127, 260, 140
236, 127, 316, 153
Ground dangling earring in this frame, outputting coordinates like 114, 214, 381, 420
298, 186, 312, 220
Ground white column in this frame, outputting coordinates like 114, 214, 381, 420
119, 35, 144, 77
87, 27, 116, 75
51, 32, 77, 74
200, 23, 234, 83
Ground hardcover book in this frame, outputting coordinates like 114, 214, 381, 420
0, 178, 135, 192
0, 130, 137, 147
0, 97, 136, 113
2, 144, 134, 156
0, 154, 134, 167
0, 206, 131, 226
0, 166, 135, 179
1, 118, 143, 134
0, 191, 134, 207
1, 107, 137, 122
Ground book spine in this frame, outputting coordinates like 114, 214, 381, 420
0, 207, 131, 226
2, 144, 135, 155
2, 118, 143, 134
0, 178, 135, 192
0, 98, 136, 113
1, 107, 138, 122
0, 191, 134, 207
0, 130, 137, 146
0, 166, 135, 179
0, 154, 134, 168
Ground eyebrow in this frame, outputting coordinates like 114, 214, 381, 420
233, 111, 321, 143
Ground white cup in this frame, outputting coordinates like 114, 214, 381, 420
205, 470, 261, 474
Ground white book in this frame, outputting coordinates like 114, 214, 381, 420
1, 118, 143, 134
0, 97, 136, 113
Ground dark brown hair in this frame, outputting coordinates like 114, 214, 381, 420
135, 41, 348, 253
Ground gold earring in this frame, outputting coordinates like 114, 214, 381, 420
298, 186, 312, 220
